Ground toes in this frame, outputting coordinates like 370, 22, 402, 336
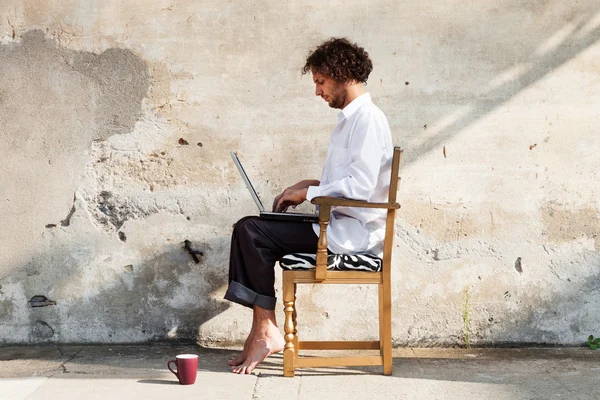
232, 364, 246, 374
228, 358, 243, 366
245, 363, 257, 374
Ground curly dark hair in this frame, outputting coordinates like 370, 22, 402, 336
302, 38, 373, 84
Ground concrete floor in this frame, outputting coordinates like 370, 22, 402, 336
1, 344, 599, 399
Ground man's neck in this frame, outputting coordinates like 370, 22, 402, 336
341, 83, 366, 109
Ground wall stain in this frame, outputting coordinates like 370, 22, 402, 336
69, 45, 149, 139
1, 30, 149, 141
541, 203, 600, 251
0, 29, 150, 264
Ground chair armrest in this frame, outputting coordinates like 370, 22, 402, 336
311, 196, 400, 210
312, 196, 400, 280
314, 204, 330, 280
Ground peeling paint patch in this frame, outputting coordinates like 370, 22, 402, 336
97, 191, 124, 229
69, 45, 150, 139
514, 257, 523, 273
94, 190, 159, 231
29, 295, 57, 307
0, 30, 149, 141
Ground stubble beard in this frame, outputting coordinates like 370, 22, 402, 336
328, 85, 347, 109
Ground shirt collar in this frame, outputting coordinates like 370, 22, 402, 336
337, 93, 372, 121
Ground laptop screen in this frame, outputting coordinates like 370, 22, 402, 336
230, 151, 265, 212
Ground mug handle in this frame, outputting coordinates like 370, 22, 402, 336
167, 359, 179, 378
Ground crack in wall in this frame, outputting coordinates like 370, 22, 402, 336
57, 348, 83, 374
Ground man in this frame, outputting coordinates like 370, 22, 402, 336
224, 37, 393, 374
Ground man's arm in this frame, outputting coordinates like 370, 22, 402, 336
272, 179, 320, 212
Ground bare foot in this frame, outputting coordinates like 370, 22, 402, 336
232, 326, 285, 374
228, 332, 253, 366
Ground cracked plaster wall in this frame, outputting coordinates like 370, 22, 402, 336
0, 1, 599, 346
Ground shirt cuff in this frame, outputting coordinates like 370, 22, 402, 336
306, 185, 321, 201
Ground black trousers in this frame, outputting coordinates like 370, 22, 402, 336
224, 216, 318, 310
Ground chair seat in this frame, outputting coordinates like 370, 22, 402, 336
280, 253, 382, 272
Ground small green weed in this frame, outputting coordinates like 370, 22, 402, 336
462, 287, 472, 349
585, 335, 600, 350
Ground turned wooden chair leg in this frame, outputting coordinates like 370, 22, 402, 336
293, 284, 299, 359
378, 283, 384, 357
382, 281, 393, 375
283, 274, 296, 377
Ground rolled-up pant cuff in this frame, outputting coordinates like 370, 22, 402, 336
224, 281, 277, 310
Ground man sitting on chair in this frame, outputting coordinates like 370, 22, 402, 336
224, 37, 393, 374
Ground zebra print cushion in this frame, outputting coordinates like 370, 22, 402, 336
279, 253, 382, 272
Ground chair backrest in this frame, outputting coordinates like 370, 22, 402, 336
388, 147, 402, 203
381, 147, 403, 273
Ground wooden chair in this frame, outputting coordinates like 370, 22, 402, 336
279, 147, 403, 377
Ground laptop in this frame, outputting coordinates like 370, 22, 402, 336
230, 151, 319, 223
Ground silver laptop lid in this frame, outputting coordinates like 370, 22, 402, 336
230, 151, 265, 212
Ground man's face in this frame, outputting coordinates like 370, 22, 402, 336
312, 71, 347, 109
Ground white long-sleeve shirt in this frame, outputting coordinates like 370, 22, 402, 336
306, 93, 393, 257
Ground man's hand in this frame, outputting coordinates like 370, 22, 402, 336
272, 187, 308, 213
272, 180, 319, 212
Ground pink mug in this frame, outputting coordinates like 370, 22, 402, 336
167, 354, 198, 385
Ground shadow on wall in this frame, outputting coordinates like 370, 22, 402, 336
387, 1, 600, 347
396, 3, 600, 166
1, 233, 231, 343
